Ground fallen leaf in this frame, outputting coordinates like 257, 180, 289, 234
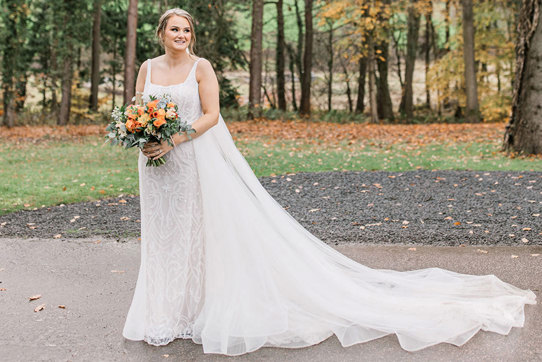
476, 249, 488, 254
521, 238, 529, 243
522, 228, 532, 231
111, 270, 125, 273
53, 234, 62, 239
119, 199, 127, 204
120, 216, 130, 221
58, 305, 66, 309
34, 304, 45, 312
531, 254, 540, 257
408, 247, 416, 251
0, 288, 6, 291
454, 221, 461, 226
29, 294, 41, 301
511, 255, 519, 259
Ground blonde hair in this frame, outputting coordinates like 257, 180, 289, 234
155, 8, 197, 55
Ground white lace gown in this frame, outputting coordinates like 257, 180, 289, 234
122, 57, 536, 356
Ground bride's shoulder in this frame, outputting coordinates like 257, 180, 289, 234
194, 57, 216, 82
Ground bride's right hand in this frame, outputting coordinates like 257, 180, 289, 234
142, 141, 160, 158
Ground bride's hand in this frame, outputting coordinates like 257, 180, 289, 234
143, 139, 174, 160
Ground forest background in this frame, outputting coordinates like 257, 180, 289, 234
0, 0, 541, 214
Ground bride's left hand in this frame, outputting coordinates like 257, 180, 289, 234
142, 139, 174, 160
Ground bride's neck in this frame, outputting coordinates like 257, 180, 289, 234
162, 51, 192, 68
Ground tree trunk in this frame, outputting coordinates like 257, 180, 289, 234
2, 83, 15, 128
294, 0, 304, 102
445, 0, 451, 46
367, 33, 378, 123
391, 32, 404, 88
248, 0, 264, 119
424, 2, 433, 108
342, 62, 353, 112
399, 1, 420, 118
58, 51, 73, 125
300, 0, 313, 116
327, 21, 333, 112
355, 56, 367, 114
376, 41, 394, 120
286, 44, 298, 111
504, 0, 542, 154
461, 0, 481, 122
123, 0, 138, 105
276, 0, 286, 111
90, 0, 102, 111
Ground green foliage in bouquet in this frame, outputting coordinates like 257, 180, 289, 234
105, 95, 195, 166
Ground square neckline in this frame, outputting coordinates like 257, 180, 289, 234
147, 58, 200, 88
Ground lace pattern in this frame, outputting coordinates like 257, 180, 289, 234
133, 57, 205, 346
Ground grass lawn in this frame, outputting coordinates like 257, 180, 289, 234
1, 122, 541, 215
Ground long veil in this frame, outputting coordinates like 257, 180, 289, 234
184, 114, 534, 355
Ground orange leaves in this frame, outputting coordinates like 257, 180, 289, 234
227, 120, 506, 147
0, 125, 104, 141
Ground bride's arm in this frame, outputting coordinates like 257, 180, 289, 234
171, 58, 220, 145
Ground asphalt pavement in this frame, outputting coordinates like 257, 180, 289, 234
1, 237, 540, 361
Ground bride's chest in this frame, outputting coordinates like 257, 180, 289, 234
144, 83, 201, 118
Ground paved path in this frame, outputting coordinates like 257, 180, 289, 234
1, 238, 540, 361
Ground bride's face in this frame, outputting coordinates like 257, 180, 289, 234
162, 15, 192, 52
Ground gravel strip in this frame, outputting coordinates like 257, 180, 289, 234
1, 170, 541, 246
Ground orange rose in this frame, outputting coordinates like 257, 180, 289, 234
126, 119, 135, 132
153, 117, 166, 128
146, 99, 159, 109
137, 113, 150, 126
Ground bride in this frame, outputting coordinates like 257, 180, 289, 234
122, 8, 536, 356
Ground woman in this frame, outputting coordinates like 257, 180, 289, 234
122, 8, 536, 356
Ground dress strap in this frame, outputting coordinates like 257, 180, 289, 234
145, 58, 152, 86
188, 58, 202, 81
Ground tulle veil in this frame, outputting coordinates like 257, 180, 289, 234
127, 113, 536, 356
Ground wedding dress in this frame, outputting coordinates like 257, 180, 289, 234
122, 57, 536, 356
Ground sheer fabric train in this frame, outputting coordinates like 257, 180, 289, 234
122, 58, 536, 356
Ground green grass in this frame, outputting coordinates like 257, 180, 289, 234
1, 136, 540, 215
239, 139, 542, 176
1, 138, 139, 215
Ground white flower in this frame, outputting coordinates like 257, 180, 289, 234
166, 110, 177, 119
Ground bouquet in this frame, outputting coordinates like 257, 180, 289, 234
105, 95, 195, 166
